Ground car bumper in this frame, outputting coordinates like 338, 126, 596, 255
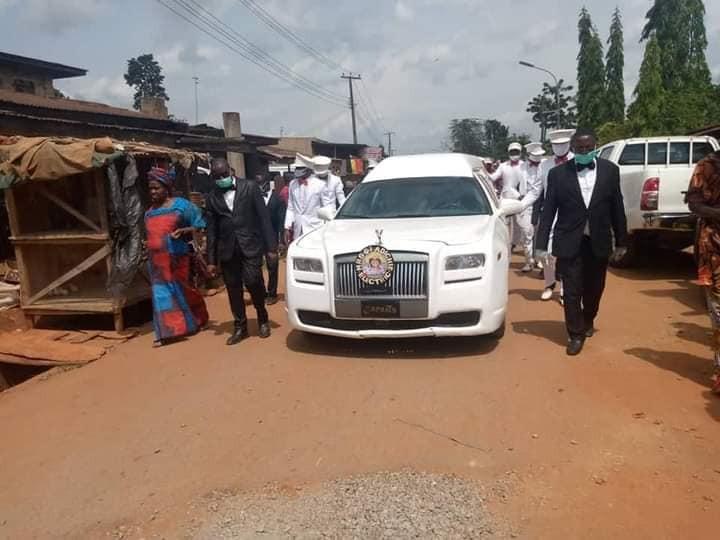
641, 213, 696, 231
286, 280, 506, 339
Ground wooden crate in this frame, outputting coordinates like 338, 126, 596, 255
6, 168, 150, 331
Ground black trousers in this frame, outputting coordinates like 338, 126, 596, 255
222, 247, 268, 331
557, 237, 608, 339
265, 253, 279, 298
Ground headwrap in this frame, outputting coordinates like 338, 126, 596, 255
148, 166, 175, 188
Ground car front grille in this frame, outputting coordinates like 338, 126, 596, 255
334, 252, 428, 298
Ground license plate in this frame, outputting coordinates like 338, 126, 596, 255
361, 301, 400, 318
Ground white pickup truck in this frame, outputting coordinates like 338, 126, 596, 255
598, 136, 720, 267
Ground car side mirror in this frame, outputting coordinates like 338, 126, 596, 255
499, 199, 524, 217
317, 207, 335, 222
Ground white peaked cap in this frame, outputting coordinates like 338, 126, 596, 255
525, 142, 546, 157
294, 153, 313, 168
311, 155, 332, 174
548, 129, 576, 145
508, 142, 523, 152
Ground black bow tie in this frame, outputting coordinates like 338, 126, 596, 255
576, 161, 596, 172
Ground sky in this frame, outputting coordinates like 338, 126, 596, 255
0, 0, 719, 154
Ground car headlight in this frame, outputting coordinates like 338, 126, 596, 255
445, 254, 485, 271
293, 257, 324, 273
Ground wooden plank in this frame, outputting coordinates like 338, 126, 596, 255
95, 170, 110, 233
0, 352, 94, 367
26, 244, 111, 306
6, 189, 31, 305
36, 185, 103, 233
11, 233, 109, 244
0, 333, 105, 363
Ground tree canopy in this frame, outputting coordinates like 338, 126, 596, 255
576, 8, 607, 129
124, 54, 170, 110
448, 119, 530, 160
604, 7, 625, 123
526, 79, 577, 140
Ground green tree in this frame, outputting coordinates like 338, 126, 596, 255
526, 80, 577, 140
605, 7, 625, 123
627, 35, 665, 135
124, 54, 170, 110
576, 8, 607, 129
448, 118, 485, 156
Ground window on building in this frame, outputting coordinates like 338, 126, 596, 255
618, 144, 645, 166
13, 79, 36, 94
647, 142, 668, 165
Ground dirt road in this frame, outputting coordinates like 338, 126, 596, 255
0, 252, 718, 539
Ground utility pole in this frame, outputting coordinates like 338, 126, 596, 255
192, 76, 200, 125
341, 73, 361, 144
385, 131, 396, 156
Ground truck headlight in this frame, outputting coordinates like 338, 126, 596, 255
445, 254, 485, 271
293, 257, 324, 273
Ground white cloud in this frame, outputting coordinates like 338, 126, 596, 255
57, 75, 133, 108
17, 0, 107, 34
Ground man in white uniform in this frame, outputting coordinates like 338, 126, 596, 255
522, 129, 575, 301
491, 142, 535, 271
283, 153, 327, 244
311, 155, 346, 210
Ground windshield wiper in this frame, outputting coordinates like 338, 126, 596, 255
337, 214, 371, 219
385, 214, 432, 218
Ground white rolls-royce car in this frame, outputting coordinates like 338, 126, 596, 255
285, 153, 523, 339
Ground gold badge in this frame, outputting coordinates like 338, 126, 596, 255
355, 245, 395, 286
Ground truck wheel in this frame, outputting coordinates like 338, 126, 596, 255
609, 236, 638, 268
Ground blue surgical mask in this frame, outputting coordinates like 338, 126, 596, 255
215, 176, 234, 190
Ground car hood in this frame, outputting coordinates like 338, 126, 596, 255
296, 215, 495, 252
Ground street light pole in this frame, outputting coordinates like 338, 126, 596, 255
519, 61, 561, 129
192, 76, 200, 125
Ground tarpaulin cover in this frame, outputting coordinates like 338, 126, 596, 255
106, 156, 144, 296
0, 136, 118, 188
0, 136, 197, 188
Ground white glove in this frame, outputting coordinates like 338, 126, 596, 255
612, 246, 628, 259
534, 249, 548, 260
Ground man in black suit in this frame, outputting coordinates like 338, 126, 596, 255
535, 128, 627, 356
206, 159, 278, 345
254, 173, 286, 305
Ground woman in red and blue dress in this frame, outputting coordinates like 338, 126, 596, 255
145, 167, 209, 344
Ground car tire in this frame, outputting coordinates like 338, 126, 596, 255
489, 319, 506, 340
609, 235, 638, 268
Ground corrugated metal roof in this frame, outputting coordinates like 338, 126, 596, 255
0, 51, 86, 79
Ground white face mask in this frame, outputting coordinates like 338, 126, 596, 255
509, 154, 521, 162
529, 154, 543, 163
552, 142, 570, 157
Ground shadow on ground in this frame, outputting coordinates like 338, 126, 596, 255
285, 331, 499, 359
610, 249, 696, 282
625, 347, 720, 422
511, 320, 567, 347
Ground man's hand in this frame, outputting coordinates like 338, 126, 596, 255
284, 229, 292, 245
170, 228, 183, 240
207, 265, 218, 278
612, 246, 628, 260
534, 249, 548, 261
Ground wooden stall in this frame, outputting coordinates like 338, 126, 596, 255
0, 136, 199, 331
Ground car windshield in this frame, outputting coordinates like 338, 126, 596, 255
336, 177, 492, 219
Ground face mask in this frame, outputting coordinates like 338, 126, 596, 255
552, 142, 570, 157
215, 176, 234, 190
529, 155, 543, 163
575, 149, 599, 166
509, 154, 521, 162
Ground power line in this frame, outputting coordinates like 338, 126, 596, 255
176, 0, 346, 103
358, 79, 387, 133
355, 87, 386, 141
235, 0, 348, 72
154, 0, 347, 107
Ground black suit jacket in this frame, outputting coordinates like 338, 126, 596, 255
536, 158, 627, 259
205, 179, 278, 264
265, 191, 286, 238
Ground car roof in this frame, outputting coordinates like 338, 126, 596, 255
603, 136, 714, 146
363, 153, 485, 182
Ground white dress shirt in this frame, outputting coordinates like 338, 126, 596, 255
224, 189, 235, 212
577, 160, 598, 235
320, 173, 346, 209
491, 160, 527, 199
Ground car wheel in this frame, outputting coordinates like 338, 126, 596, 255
609, 235, 638, 268
489, 319, 506, 340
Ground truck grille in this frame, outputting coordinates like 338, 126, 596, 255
335, 253, 428, 298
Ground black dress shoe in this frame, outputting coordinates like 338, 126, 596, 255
265, 295, 279, 306
226, 329, 249, 346
566, 337, 585, 356
258, 323, 271, 339
585, 327, 595, 338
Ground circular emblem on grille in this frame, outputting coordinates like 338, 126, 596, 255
355, 245, 395, 285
